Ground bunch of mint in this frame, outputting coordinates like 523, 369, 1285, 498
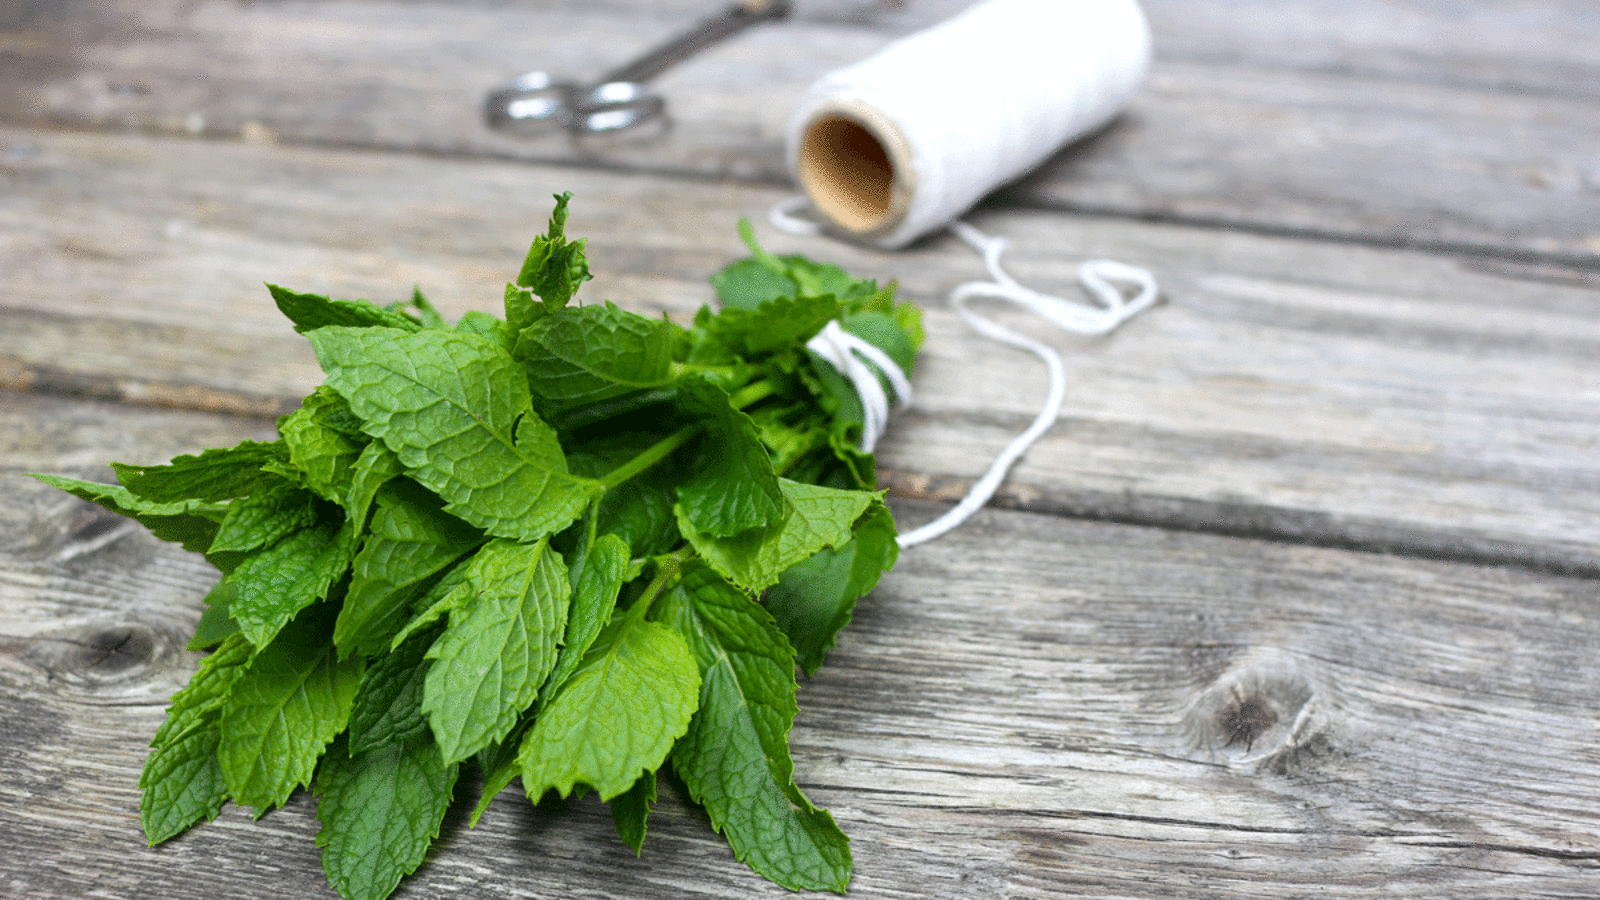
34, 194, 923, 899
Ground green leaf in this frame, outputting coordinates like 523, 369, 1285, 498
152, 633, 256, 747
308, 326, 599, 542
610, 769, 656, 855
278, 386, 369, 503
347, 622, 439, 756
422, 538, 570, 764
454, 309, 509, 345
140, 716, 228, 846
542, 533, 631, 704
673, 375, 786, 538
269, 283, 424, 335
388, 561, 472, 651
29, 474, 225, 554
397, 284, 449, 330
518, 302, 675, 388
335, 481, 482, 657
110, 441, 286, 504
679, 479, 880, 594
141, 634, 255, 844
469, 719, 529, 827
226, 520, 353, 648
219, 608, 364, 811
710, 257, 796, 312
510, 191, 591, 322
315, 736, 459, 900
703, 293, 840, 357
209, 479, 321, 555
188, 585, 241, 651
517, 607, 699, 802
342, 438, 404, 538
659, 562, 851, 892
765, 502, 898, 675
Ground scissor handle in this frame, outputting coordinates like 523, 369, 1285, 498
485, 0, 792, 136
484, 72, 581, 134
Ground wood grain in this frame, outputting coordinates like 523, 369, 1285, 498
4, 127, 1597, 571
3, 406, 1597, 898
3, 0, 1598, 260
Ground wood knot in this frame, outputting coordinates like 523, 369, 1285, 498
74, 624, 158, 675
1181, 648, 1323, 768
26, 620, 170, 690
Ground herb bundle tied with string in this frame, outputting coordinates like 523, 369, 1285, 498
33, 193, 923, 900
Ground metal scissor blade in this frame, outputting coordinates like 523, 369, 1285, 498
597, 0, 793, 86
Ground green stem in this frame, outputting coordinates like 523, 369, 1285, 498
729, 378, 776, 411
598, 423, 700, 491
628, 549, 687, 623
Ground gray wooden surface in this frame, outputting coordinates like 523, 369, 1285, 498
2, 1, 1597, 898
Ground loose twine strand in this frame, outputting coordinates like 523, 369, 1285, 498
779, 200, 1159, 548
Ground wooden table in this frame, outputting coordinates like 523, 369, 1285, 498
3, 1, 1597, 897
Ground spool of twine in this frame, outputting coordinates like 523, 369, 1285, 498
786, 0, 1151, 248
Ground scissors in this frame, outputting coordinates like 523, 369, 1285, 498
486, 0, 793, 136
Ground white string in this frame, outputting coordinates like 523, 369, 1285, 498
772, 205, 1159, 548
804, 320, 914, 454
769, 195, 826, 237
895, 221, 1155, 547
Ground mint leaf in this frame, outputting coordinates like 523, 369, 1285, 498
219, 608, 364, 811
673, 375, 786, 538
387, 561, 472, 652
141, 634, 254, 844
610, 769, 656, 855
189, 585, 241, 650
335, 481, 481, 657
269, 284, 424, 335
517, 608, 699, 802
510, 191, 591, 322
152, 633, 256, 747
343, 439, 404, 537
140, 717, 228, 845
29, 474, 225, 554
347, 623, 438, 756
710, 257, 796, 311
396, 285, 449, 330
111, 441, 285, 503
226, 520, 352, 648
765, 502, 898, 675
315, 736, 459, 900
541, 533, 630, 704
679, 479, 880, 594
660, 562, 851, 892
309, 326, 599, 542
518, 302, 675, 389
703, 293, 839, 357
210, 479, 321, 555
422, 538, 570, 764
278, 386, 369, 503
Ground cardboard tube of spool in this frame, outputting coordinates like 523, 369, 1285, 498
794, 106, 914, 243
786, 0, 1151, 249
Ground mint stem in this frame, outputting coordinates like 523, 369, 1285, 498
598, 423, 700, 491
630, 549, 686, 622
729, 379, 776, 410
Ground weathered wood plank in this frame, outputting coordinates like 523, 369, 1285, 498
4, 127, 1597, 569
4, 408, 1598, 898
2, 0, 1598, 259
